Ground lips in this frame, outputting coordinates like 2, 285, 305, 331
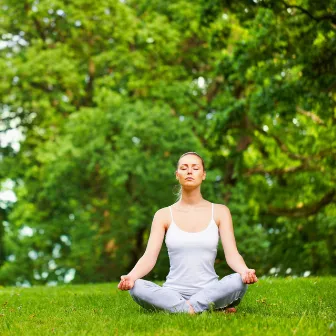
185, 177, 194, 180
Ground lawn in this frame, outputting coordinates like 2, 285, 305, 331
0, 277, 335, 335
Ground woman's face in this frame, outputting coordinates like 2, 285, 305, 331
176, 154, 206, 187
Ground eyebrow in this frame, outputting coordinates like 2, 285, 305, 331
180, 163, 200, 166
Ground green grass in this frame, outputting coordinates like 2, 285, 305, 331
0, 277, 335, 335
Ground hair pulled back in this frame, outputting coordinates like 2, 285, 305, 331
174, 152, 206, 202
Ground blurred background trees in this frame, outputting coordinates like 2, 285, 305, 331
0, 0, 335, 286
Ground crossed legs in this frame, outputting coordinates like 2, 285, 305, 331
129, 273, 248, 314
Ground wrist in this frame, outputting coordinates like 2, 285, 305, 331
127, 273, 137, 282
238, 267, 249, 274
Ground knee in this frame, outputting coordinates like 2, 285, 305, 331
231, 273, 248, 293
129, 279, 145, 297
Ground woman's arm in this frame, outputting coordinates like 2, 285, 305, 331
218, 204, 258, 284
126, 208, 167, 282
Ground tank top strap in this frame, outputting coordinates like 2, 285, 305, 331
169, 206, 174, 222
211, 203, 214, 221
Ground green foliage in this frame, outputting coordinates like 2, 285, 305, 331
0, 0, 335, 285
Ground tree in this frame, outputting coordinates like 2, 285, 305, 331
0, 0, 335, 285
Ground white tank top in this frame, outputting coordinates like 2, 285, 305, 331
162, 203, 220, 296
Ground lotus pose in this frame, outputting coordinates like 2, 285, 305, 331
118, 152, 258, 314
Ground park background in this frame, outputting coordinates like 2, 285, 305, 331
0, 0, 335, 288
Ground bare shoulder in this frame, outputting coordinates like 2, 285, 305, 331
213, 203, 231, 227
153, 207, 171, 231
214, 203, 231, 214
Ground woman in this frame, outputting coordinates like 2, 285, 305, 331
117, 152, 258, 314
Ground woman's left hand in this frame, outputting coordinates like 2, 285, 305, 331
240, 268, 258, 284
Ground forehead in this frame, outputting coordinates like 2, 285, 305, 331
179, 155, 202, 165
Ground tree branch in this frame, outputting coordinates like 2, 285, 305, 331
280, 0, 336, 24
252, 123, 304, 161
243, 163, 323, 177
267, 189, 336, 217
80, 58, 95, 107
296, 106, 325, 125
206, 75, 224, 103
24, 2, 46, 41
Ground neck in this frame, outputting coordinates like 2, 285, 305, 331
178, 188, 204, 206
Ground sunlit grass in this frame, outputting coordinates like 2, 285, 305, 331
0, 277, 335, 335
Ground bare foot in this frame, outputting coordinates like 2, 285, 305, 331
224, 307, 237, 314
186, 300, 195, 315
215, 307, 237, 314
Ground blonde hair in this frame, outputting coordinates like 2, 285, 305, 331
174, 152, 206, 202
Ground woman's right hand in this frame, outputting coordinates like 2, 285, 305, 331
117, 275, 135, 291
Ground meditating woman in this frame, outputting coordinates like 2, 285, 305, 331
117, 151, 258, 314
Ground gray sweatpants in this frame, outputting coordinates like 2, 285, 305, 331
129, 272, 248, 314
